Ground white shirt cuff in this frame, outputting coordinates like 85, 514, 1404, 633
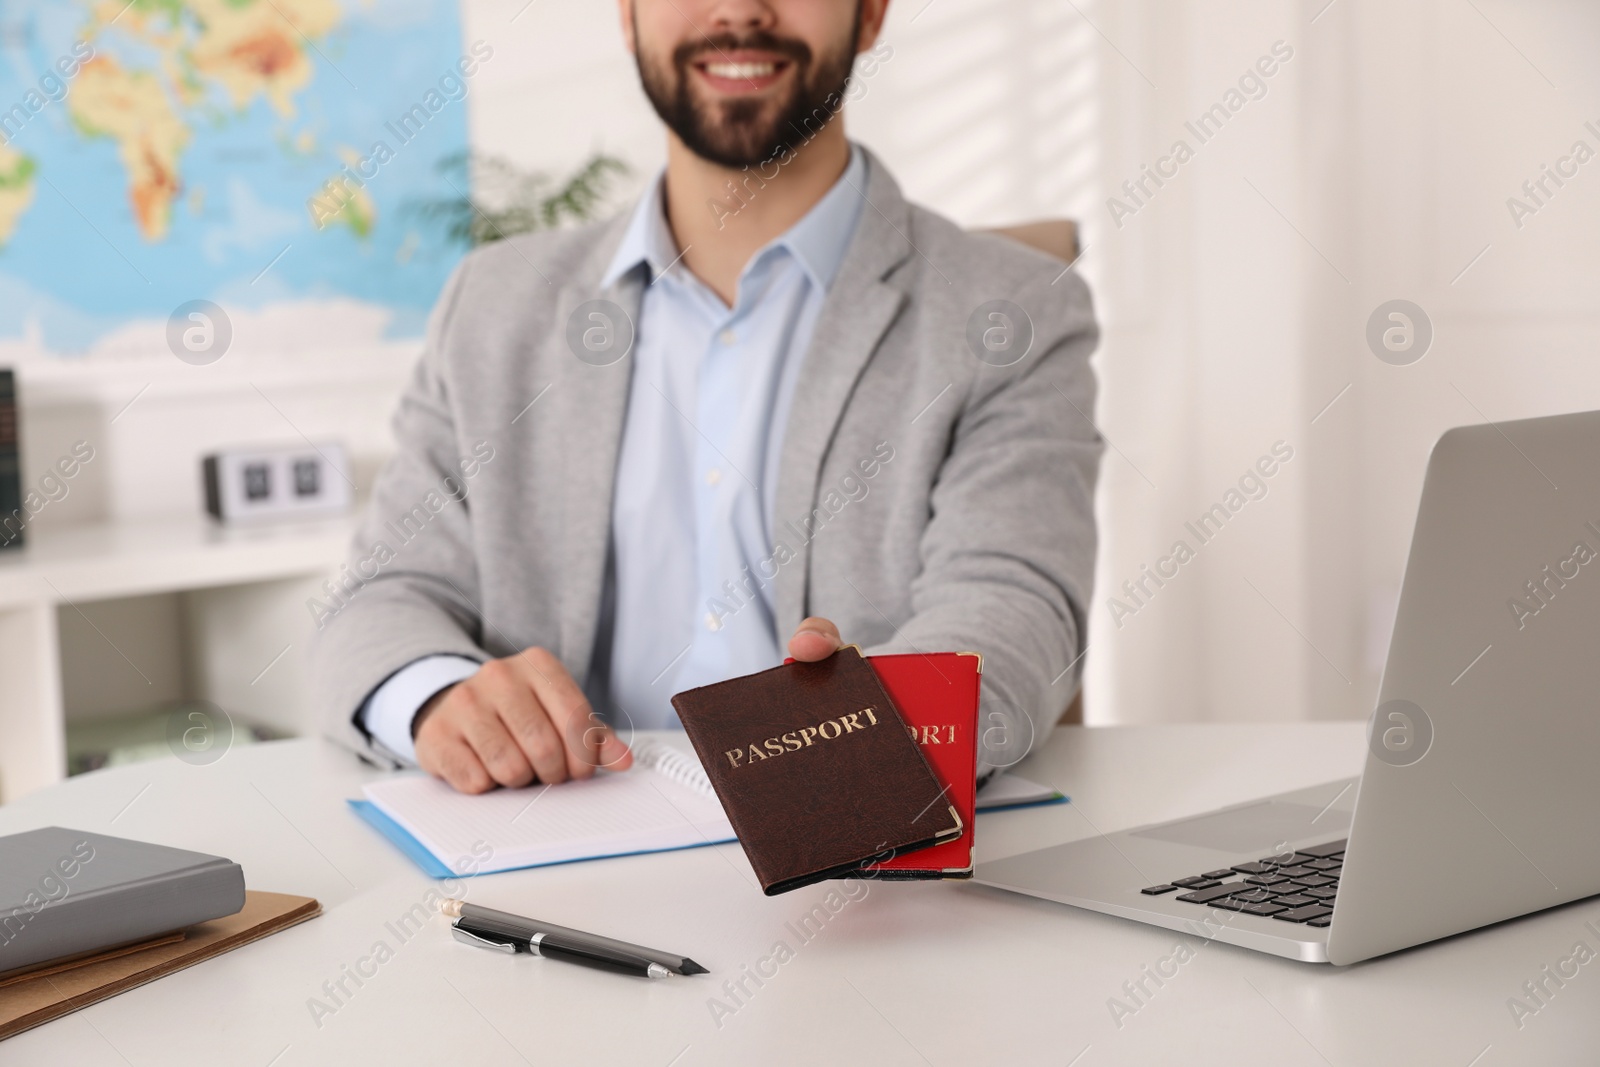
359, 655, 481, 765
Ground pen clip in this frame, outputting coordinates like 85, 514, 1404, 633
451, 922, 520, 954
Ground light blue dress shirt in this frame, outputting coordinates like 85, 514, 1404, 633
360, 148, 867, 762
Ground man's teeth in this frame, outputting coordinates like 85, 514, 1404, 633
704, 61, 777, 79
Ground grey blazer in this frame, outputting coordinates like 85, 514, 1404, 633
310, 151, 1102, 774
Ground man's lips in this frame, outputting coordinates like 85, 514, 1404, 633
691, 52, 793, 94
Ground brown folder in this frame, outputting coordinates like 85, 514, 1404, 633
671, 646, 962, 895
0, 890, 320, 1041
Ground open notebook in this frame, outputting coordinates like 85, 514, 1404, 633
351, 739, 1065, 878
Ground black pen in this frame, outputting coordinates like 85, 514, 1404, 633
439, 900, 707, 977
450, 920, 672, 978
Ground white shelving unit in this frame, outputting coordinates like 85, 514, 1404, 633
0, 514, 352, 801
2, 340, 412, 804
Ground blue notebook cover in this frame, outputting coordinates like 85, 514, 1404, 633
977, 794, 1070, 814
349, 799, 458, 878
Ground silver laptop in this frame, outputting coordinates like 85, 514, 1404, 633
975, 409, 1600, 964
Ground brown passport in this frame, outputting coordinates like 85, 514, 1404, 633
671, 646, 963, 895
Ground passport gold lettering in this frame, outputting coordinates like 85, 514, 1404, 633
725, 707, 882, 769
907, 724, 958, 745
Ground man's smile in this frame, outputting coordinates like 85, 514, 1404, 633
692, 50, 794, 94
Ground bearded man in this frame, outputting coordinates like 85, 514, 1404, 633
312, 0, 1102, 793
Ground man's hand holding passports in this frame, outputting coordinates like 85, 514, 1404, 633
413, 617, 845, 794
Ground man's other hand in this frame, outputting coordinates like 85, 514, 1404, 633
788, 616, 843, 662
413, 649, 632, 794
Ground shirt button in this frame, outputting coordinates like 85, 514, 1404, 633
704, 612, 723, 632
718, 328, 737, 346
705, 468, 722, 486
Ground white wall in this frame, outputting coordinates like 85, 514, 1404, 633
17, 353, 409, 531
1085, 0, 1600, 726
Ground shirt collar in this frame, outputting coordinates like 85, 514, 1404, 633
599, 145, 867, 294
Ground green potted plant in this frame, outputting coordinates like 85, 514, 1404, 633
414, 151, 630, 246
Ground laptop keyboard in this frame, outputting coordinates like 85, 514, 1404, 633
1139, 839, 1345, 928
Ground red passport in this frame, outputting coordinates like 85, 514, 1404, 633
863, 653, 983, 878
778, 651, 983, 877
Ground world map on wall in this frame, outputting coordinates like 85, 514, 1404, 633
0, 0, 473, 356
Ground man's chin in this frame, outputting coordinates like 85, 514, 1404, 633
681, 125, 792, 170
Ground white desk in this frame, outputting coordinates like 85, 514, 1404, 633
2, 724, 1595, 1065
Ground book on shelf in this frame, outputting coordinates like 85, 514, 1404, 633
0, 369, 20, 550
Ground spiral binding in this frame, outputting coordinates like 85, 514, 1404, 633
631, 739, 715, 798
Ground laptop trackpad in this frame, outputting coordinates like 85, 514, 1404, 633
1131, 801, 1349, 853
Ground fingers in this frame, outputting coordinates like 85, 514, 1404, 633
788, 616, 842, 662
411, 648, 637, 793
594, 718, 635, 771
415, 712, 494, 794
470, 659, 564, 785
575, 706, 634, 772
511, 648, 612, 779
458, 700, 535, 788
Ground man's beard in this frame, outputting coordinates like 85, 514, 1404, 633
635, 22, 860, 170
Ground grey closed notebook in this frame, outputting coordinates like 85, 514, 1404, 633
0, 827, 245, 976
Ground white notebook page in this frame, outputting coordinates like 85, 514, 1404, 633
363, 761, 735, 875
